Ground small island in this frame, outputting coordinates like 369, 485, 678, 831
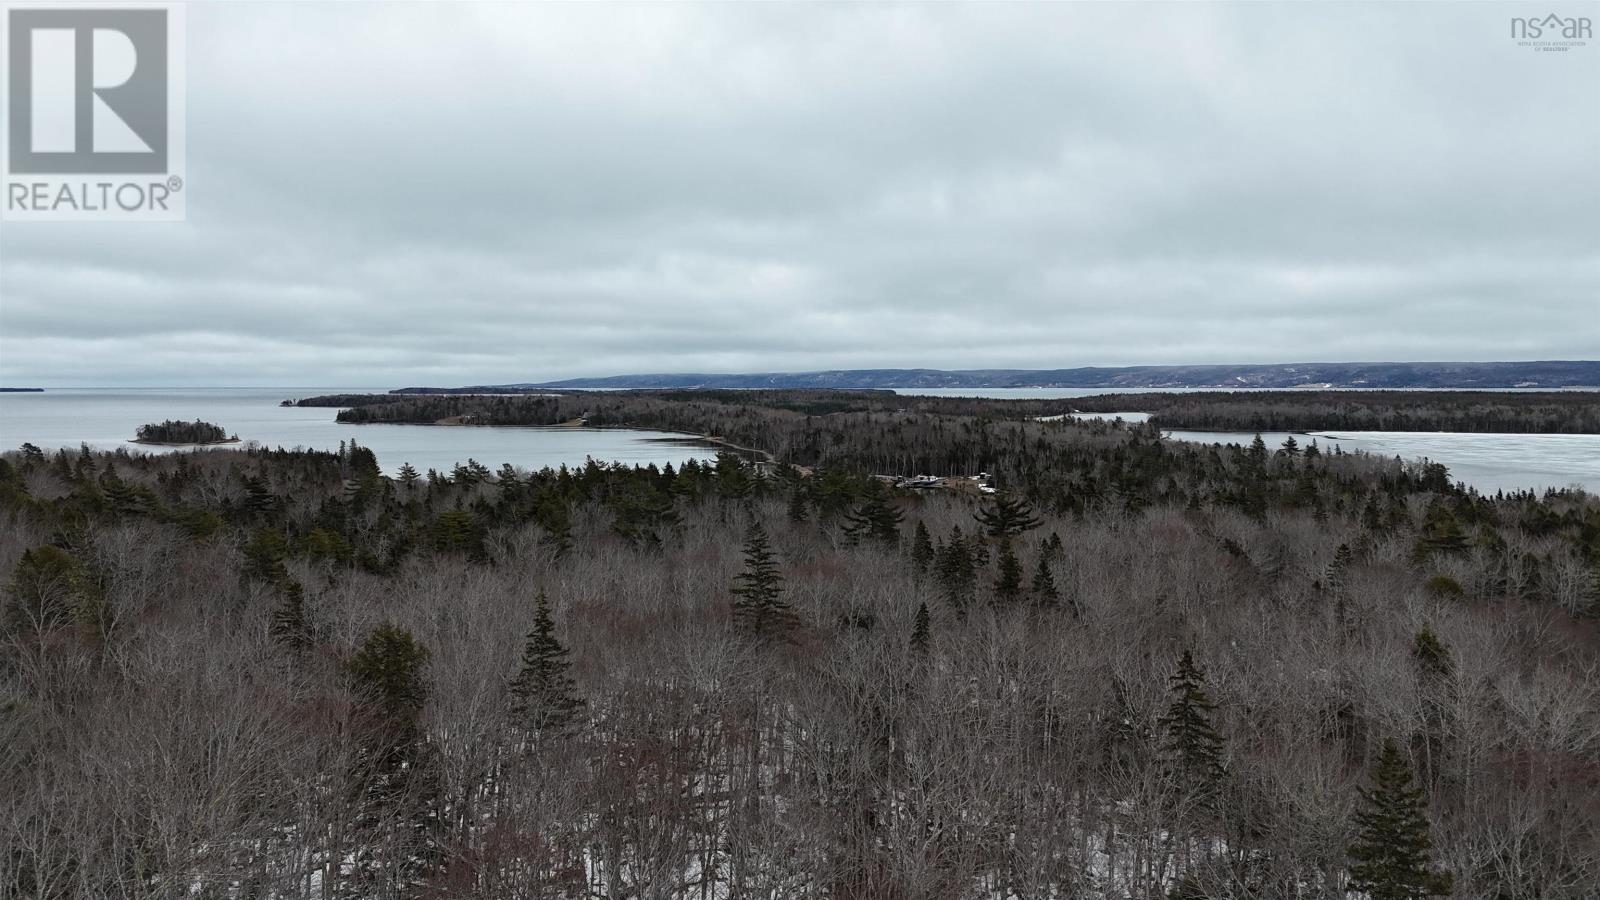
132, 419, 240, 446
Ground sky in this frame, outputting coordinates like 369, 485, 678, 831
1, 2, 1596, 387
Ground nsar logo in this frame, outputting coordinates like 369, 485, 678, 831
1510, 13, 1592, 52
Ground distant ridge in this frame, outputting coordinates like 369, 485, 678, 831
457, 361, 1600, 391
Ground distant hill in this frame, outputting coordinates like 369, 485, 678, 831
461, 361, 1600, 391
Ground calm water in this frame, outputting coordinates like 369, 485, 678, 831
1, 388, 1593, 494
0, 388, 715, 477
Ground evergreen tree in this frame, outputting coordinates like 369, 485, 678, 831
1412, 625, 1453, 682
993, 541, 1023, 603
714, 451, 752, 499
270, 579, 311, 653
4, 545, 89, 636
396, 462, 421, 486
242, 474, 276, 517
510, 591, 586, 734
1159, 650, 1226, 795
1030, 555, 1059, 608
910, 601, 931, 654
787, 486, 809, 523
1414, 501, 1470, 558
242, 529, 290, 584
731, 522, 797, 643
842, 480, 903, 546
430, 507, 484, 557
934, 526, 976, 610
534, 497, 574, 559
1042, 531, 1065, 559
975, 493, 1044, 539
1247, 434, 1269, 467
910, 521, 934, 571
345, 625, 430, 736
1347, 739, 1453, 900
1326, 543, 1355, 595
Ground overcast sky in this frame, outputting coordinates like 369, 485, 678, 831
1, 2, 1596, 387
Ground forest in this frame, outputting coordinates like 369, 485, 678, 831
133, 420, 236, 445
2, 392, 1598, 899
1065, 392, 1600, 435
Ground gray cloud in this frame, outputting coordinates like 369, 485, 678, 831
2, 2, 1596, 386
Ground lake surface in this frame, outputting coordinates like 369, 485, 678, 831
0, 388, 715, 477
1, 388, 1593, 494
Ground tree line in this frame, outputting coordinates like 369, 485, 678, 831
1, 392, 1597, 898
1067, 391, 1600, 434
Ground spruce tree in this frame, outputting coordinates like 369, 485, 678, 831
1326, 543, 1354, 595
910, 601, 931, 654
1414, 501, 1470, 558
396, 462, 421, 486
1042, 531, 1065, 559
1030, 555, 1059, 608
1247, 434, 1270, 467
910, 520, 935, 570
1347, 739, 1453, 899
842, 480, 904, 546
1159, 650, 1226, 795
993, 541, 1023, 603
345, 625, 430, 738
731, 522, 797, 643
510, 591, 586, 734
270, 579, 311, 653
787, 486, 809, 523
934, 526, 976, 610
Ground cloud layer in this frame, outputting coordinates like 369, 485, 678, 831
2, 2, 1596, 386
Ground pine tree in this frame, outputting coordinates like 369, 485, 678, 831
731, 522, 797, 643
270, 579, 311, 653
787, 486, 809, 523
934, 526, 976, 610
1414, 501, 1470, 558
396, 462, 421, 486
1030, 555, 1059, 608
993, 541, 1023, 603
910, 521, 935, 570
1042, 531, 1065, 559
1159, 650, 1226, 795
910, 601, 931, 654
1326, 543, 1355, 595
842, 480, 904, 546
1347, 739, 1453, 900
345, 625, 430, 735
510, 591, 586, 734
975, 493, 1043, 539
